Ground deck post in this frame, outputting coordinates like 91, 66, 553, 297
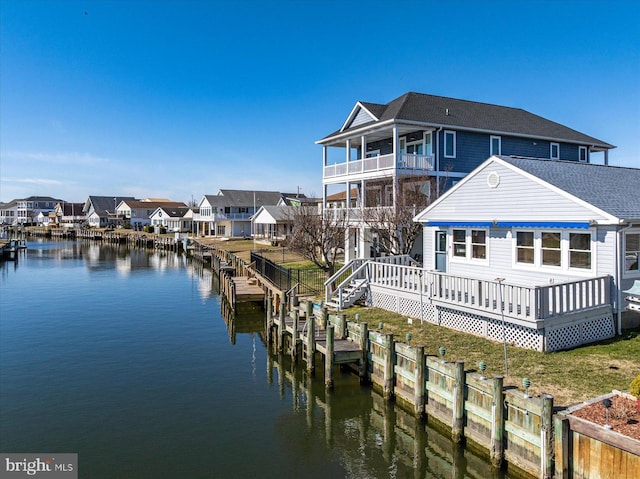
541, 394, 554, 479
383, 333, 394, 400
306, 302, 316, 374
320, 307, 328, 330
491, 375, 505, 467
452, 360, 465, 443
358, 322, 368, 383
414, 345, 425, 418
277, 293, 285, 353
292, 308, 299, 361
325, 324, 335, 389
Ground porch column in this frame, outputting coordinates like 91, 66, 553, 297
361, 135, 367, 159
345, 227, 352, 263
322, 184, 327, 210
346, 139, 351, 163
359, 226, 372, 259
392, 126, 400, 212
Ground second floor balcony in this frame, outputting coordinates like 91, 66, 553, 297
193, 212, 252, 222
324, 153, 434, 182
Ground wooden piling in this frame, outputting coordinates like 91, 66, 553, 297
358, 322, 368, 383
383, 333, 394, 400
277, 293, 285, 353
292, 309, 299, 361
325, 324, 335, 389
265, 295, 273, 344
306, 301, 315, 374
491, 375, 505, 467
452, 360, 465, 443
541, 394, 554, 479
414, 345, 425, 418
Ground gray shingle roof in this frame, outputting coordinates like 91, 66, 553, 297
498, 156, 640, 220
322, 92, 614, 149
204, 190, 284, 208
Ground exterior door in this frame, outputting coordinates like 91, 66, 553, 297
435, 231, 447, 272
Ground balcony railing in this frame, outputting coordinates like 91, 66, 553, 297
324, 153, 434, 179
193, 212, 252, 222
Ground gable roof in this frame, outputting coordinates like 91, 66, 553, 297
202, 190, 285, 208
253, 205, 296, 223
120, 200, 186, 210
84, 196, 137, 215
321, 92, 614, 150
152, 206, 192, 218
497, 156, 640, 220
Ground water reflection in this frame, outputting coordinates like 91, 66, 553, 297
224, 309, 514, 479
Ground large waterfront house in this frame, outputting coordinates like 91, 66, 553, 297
194, 189, 287, 237
0, 196, 64, 225
116, 199, 187, 229
326, 156, 639, 352
317, 92, 615, 261
84, 196, 137, 228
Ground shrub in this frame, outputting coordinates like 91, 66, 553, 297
630, 374, 640, 398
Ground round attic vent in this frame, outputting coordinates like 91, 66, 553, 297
487, 172, 500, 188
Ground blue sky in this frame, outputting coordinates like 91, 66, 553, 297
1, 0, 638, 204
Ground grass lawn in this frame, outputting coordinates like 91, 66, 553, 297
197, 238, 640, 407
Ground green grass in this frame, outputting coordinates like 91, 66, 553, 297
341, 306, 640, 407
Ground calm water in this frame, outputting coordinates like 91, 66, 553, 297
1, 240, 515, 478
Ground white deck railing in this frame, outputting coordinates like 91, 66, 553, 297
324, 153, 433, 179
328, 260, 612, 322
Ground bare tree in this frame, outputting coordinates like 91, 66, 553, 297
364, 174, 449, 256
285, 206, 348, 277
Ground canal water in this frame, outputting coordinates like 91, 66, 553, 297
1, 240, 518, 478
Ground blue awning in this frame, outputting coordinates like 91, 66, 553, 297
427, 221, 591, 229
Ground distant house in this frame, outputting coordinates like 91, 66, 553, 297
54, 202, 86, 228
83, 196, 137, 228
117, 199, 187, 229
149, 206, 195, 233
252, 205, 297, 242
194, 189, 284, 237
0, 200, 18, 225
318, 91, 615, 261
10, 196, 63, 225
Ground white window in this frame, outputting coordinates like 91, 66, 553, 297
444, 131, 456, 158
451, 228, 488, 261
490, 136, 501, 156
550, 142, 560, 160
516, 231, 534, 264
513, 229, 595, 272
424, 131, 433, 156
579, 146, 588, 162
365, 149, 380, 158
625, 231, 640, 276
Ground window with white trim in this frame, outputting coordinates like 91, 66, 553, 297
550, 142, 560, 160
451, 228, 488, 261
541, 231, 561, 266
516, 231, 534, 264
625, 231, 640, 275
452, 229, 466, 257
513, 229, 595, 272
490, 135, 501, 156
569, 233, 591, 269
579, 146, 588, 163
444, 131, 456, 158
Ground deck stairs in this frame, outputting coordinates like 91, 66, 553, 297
324, 278, 369, 310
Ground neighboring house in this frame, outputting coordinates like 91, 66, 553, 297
326, 188, 358, 209
83, 196, 137, 227
410, 155, 639, 350
252, 205, 297, 242
36, 211, 54, 226
149, 206, 195, 232
54, 202, 86, 228
0, 200, 18, 225
194, 189, 284, 237
116, 200, 187, 229
317, 92, 615, 261
10, 196, 63, 225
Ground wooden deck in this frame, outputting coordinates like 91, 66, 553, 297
232, 276, 265, 303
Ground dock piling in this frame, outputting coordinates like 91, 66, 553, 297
325, 324, 335, 389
